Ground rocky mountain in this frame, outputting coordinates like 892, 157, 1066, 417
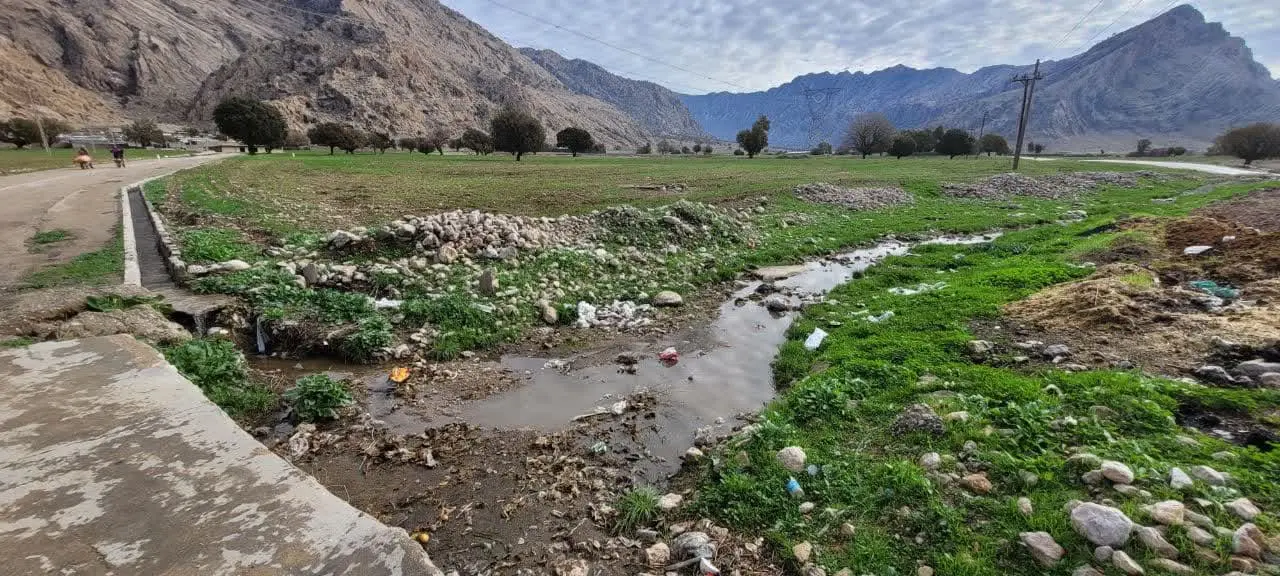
680, 5, 1280, 151
0, 0, 649, 146
519, 48, 706, 140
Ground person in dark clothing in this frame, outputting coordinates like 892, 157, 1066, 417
110, 144, 126, 167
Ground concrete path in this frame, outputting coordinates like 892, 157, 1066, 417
0, 335, 443, 576
0, 153, 232, 291
1029, 156, 1269, 176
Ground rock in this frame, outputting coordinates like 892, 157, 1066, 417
961, 473, 993, 494
1189, 465, 1226, 486
1261, 373, 1280, 388
684, 447, 704, 460
219, 259, 251, 272
1148, 559, 1194, 575
920, 452, 942, 470
1236, 359, 1280, 380
1065, 499, 1083, 513
945, 411, 970, 422
645, 543, 670, 568
1169, 467, 1193, 490
1020, 532, 1066, 567
1068, 453, 1104, 469
1044, 344, 1071, 358
1020, 470, 1040, 486
793, 541, 813, 564
652, 291, 684, 307
657, 493, 684, 511
967, 340, 995, 355
1194, 365, 1234, 385
436, 245, 458, 264
1074, 566, 1105, 576
54, 306, 191, 346
1226, 498, 1260, 520
776, 446, 807, 472
478, 268, 498, 296
636, 529, 659, 543
1115, 484, 1143, 497
890, 404, 945, 437
1230, 557, 1257, 572
553, 558, 589, 576
1185, 510, 1214, 529
1136, 526, 1180, 558
1082, 469, 1106, 486
1071, 503, 1135, 547
1112, 550, 1145, 575
1095, 546, 1114, 563
799, 502, 815, 514
763, 294, 794, 313
1233, 525, 1263, 559
833, 570, 852, 576
1018, 497, 1034, 516
300, 262, 320, 285
537, 300, 558, 325
840, 523, 856, 538
1150, 500, 1185, 526
1186, 526, 1215, 546
917, 567, 934, 576
673, 531, 715, 560
1101, 461, 1135, 484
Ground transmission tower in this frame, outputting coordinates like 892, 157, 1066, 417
802, 86, 842, 148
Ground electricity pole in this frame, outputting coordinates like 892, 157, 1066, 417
1011, 59, 1042, 171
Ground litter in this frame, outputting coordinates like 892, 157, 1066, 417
610, 400, 629, 415
388, 367, 411, 383
786, 477, 805, 498
1189, 280, 1240, 300
659, 347, 679, 365
866, 311, 895, 323
591, 441, 609, 454
373, 298, 403, 309
700, 558, 720, 575
803, 328, 828, 351
543, 359, 569, 371
1183, 245, 1213, 255
410, 531, 430, 545
806, 464, 819, 476
889, 281, 947, 296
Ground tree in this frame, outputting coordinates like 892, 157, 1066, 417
123, 119, 165, 148
0, 117, 69, 149
212, 97, 288, 155
936, 129, 975, 159
693, 143, 702, 153
703, 144, 712, 155
308, 123, 348, 154
449, 138, 464, 152
979, 133, 1011, 156
555, 127, 594, 157
902, 129, 936, 153
284, 130, 310, 149
183, 126, 202, 137
337, 129, 365, 154
735, 115, 769, 158
489, 107, 545, 161
1169, 146, 1187, 156
1032, 143, 1045, 155
810, 141, 833, 155
637, 143, 652, 154
367, 132, 393, 154
733, 148, 745, 156
1214, 123, 1280, 166
1136, 138, 1152, 156
889, 135, 916, 159
460, 128, 493, 155
844, 113, 896, 159
932, 126, 945, 144
398, 137, 418, 151
656, 139, 675, 154
680, 146, 691, 154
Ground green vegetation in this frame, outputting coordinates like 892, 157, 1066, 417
164, 338, 273, 417
284, 374, 354, 422
614, 486, 662, 534
1, 336, 35, 348
688, 178, 1280, 576
30, 229, 71, 245
0, 148, 80, 174
213, 96, 287, 154
85, 293, 166, 313
178, 228, 259, 264
21, 229, 123, 289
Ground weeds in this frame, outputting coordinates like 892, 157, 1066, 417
163, 338, 272, 417
85, 293, 167, 313
31, 229, 71, 245
179, 228, 259, 264
21, 229, 123, 288
613, 486, 661, 534
1, 337, 34, 348
339, 315, 393, 363
284, 374, 354, 422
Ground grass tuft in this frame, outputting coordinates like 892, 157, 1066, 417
613, 486, 661, 534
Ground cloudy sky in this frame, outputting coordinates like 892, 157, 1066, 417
439, 0, 1279, 94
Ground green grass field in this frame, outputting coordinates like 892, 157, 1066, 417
0, 147, 194, 175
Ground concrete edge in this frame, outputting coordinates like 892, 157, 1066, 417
118, 174, 192, 288
120, 184, 141, 286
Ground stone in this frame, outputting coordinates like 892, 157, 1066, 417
537, 300, 559, 325
658, 493, 684, 511
1082, 469, 1106, 486
684, 447, 704, 460
920, 452, 942, 470
840, 523, 856, 538
1189, 465, 1226, 486
793, 541, 813, 564
1020, 532, 1066, 567
1236, 359, 1280, 380
1101, 461, 1135, 484
1194, 365, 1234, 384
652, 291, 684, 307
776, 446, 807, 472
1261, 373, 1280, 388
967, 340, 995, 355
1169, 467, 1193, 490
553, 558, 590, 576
219, 259, 251, 272
301, 262, 320, 285
961, 473, 993, 494
1148, 559, 1194, 575
1044, 344, 1071, 358
917, 567, 934, 576
1114, 484, 1142, 497
1018, 497, 1034, 516
1136, 526, 1180, 559
636, 529, 659, 543
1230, 556, 1257, 572
1150, 500, 1185, 526
1074, 566, 1105, 576
1185, 510, 1214, 529
834, 570, 853, 576
1226, 498, 1260, 520
478, 268, 498, 296
1186, 526, 1215, 546
436, 245, 458, 265
1234, 525, 1263, 559
890, 404, 945, 437
645, 543, 670, 568
1095, 546, 1114, 563
1112, 550, 1145, 575
1068, 453, 1104, 469
799, 502, 816, 514
945, 411, 970, 422
763, 294, 794, 312
1071, 503, 1135, 547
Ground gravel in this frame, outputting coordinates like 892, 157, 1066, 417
941, 171, 1160, 200
794, 182, 915, 211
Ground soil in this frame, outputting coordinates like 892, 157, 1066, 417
1194, 188, 1280, 232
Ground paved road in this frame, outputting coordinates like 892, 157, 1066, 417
0, 153, 231, 291
1030, 156, 1269, 176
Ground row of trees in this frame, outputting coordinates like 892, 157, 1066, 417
841, 113, 1012, 159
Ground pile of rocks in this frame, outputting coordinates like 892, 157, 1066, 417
574, 300, 654, 330
942, 172, 1157, 200
591, 200, 753, 248
326, 209, 586, 260
793, 182, 915, 211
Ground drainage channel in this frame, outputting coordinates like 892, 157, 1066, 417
127, 186, 175, 290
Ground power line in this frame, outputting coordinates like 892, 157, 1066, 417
1051, 0, 1109, 53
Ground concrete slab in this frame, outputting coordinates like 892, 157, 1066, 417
0, 335, 442, 576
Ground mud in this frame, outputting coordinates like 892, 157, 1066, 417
1194, 188, 1280, 232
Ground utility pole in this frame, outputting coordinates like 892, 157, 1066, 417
1011, 59, 1042, 170
802, 85, 842, 149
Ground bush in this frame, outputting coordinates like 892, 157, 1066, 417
339, 315, 393, 363
733, 148, 745, 156
284, 374, 354, 422
164, 338, 272, 416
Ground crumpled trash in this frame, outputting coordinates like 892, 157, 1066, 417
373, 298, 403, 309
867, 311, 895, 323
889, 281, 947, 296
389, 366, 411, 383
1190, 280, 1239, 300
610, 400, 628, 415
591, 441, 609, 454
659, 347, 679, 365
803, 328, 828, 351
700, 557, 720, 575
543, 358, 569, 371
1183, 245, 1213, 255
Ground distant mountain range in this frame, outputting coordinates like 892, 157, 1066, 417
1, 2, 1276, 152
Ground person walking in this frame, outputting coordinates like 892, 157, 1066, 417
111, 144, 126, 167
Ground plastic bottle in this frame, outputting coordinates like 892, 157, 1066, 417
786, 476, 805, 499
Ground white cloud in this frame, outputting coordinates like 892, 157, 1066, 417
440, 0, 1279, 93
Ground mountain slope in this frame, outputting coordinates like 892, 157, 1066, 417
519, 48, 706, 139
680, 5, 1280, 151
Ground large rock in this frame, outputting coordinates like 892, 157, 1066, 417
1169, 467, 1193, 490
1148, 559, 1193, 575
776, 446, 807, 472
890, 403, 945, 437
1111, 550, 1144, 575
652, 291, 684, 307
1235, 359, 1280, 380
1071, 503, 1134, 547
1189, 465, 1226, 486
1019, 532, 1065, 567
1225, 498, 1260, 520
478, 268, 498, 296
1150, 500, 1185, 526
1135, 526, 1179, 558
1101, 460, 1135, 484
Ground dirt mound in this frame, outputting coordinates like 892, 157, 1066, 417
942, 171, 1155, 200
1195, 188, 1280, 232
1163, 216, 1257, 250
793, 182, 915, 210
1005, 264, 1171, 330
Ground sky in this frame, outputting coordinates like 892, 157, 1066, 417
439, 0, 1280, 94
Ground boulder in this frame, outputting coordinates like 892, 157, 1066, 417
1148, 559, 1193, 575
652, 291, 684, 307
1169, 467, 1193, 490
1235, 359, 1280, 380
537, 300, 558, 325
1135, 526, 1179, 558
1071, 503, 1134, 547
1111, 550, 1144, 575
1019, 532, 1065, 567
1225, 498, 1260, 520
1150, 500, 1185, 526
1101, 460, 1135, 484
776, 446, 807, 472
1189, 465, 1226, 486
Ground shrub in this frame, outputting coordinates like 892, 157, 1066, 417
733, 148, 745, 156
164, 339, 272, 416
284, 374, 354, 422
614, 486, 660, 533
339, 315, 393, 363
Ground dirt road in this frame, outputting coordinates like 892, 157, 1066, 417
0, 153, 232, 291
